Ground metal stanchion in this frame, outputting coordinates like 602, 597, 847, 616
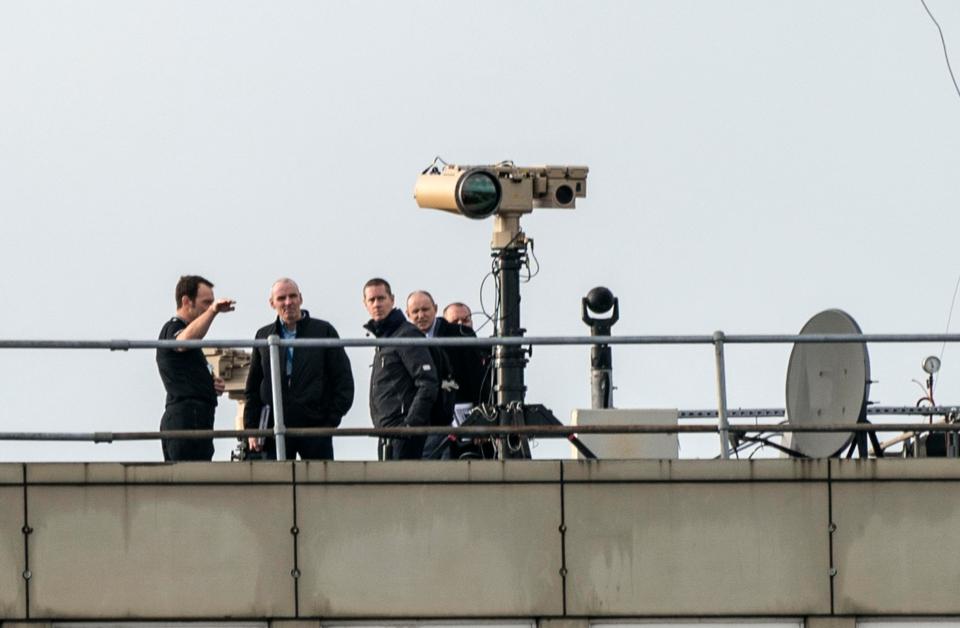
713, 330, 732, 459
267, 334, 287, 461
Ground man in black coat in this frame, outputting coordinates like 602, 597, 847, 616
407, 291, 488, 407
362, 278, 438, 460
407, 290, 491, 458
442, 301, 474, 328
244, 278, 354, 460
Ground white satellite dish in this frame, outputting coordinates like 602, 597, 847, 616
784, 309, 870, 458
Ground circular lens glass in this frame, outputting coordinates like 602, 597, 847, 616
458, 172, 499, 218
555, 184, 574, 206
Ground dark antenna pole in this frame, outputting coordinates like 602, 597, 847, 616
491, 216, 532, 458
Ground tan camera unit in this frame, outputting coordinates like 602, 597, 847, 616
415, 163, 587, 213
415, 161, 588, 248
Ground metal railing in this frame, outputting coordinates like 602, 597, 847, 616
2, 332, 959, 460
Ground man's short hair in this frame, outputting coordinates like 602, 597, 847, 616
175, 275, 213, 307
442, 302, 471, 316
272, 277, 301, 295
363, 277, 393, 297
406, 290, 436, 307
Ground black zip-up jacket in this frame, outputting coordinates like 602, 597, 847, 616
433, 317, 490, 406
364, 308, 438, 428
243, 311, 354, 430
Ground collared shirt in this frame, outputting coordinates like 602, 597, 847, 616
280, 324, 296, 376
425, 318, 439, 338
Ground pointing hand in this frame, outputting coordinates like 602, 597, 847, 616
210, 298, 236, 314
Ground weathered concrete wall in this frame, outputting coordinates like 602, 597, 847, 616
831, 460, 960, 615
0, 459, 958, 621
563, 460, 831, 616
296, 462, 562, 617
21, 463, 295, 619
0, 465, 25, 619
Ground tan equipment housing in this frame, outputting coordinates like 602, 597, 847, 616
414, 161, 588, 248
203, 348, 252, 430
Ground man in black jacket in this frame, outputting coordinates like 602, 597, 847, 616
442, 302, 474, 328
407, 290, 491, 458
362, 278, 438, 460
244, 278, 354, 460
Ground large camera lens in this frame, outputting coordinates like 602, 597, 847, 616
457, 170, 500, 219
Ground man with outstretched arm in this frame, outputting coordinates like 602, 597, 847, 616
363, 278, 438, 460
156, 275, 235, 461
244, 278, 354, 460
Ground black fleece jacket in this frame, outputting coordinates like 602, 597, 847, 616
244, 311, 354, 429
363, 308, 438, 428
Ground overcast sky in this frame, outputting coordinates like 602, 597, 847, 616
1, 0, 958, 462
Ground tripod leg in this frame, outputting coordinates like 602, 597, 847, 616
867, 429, 884, 458
569, 435, 597, 459
498, 404, 531, 459
424, 434, 457, 460
844, 438, 857, 459
523, 403, 597, 459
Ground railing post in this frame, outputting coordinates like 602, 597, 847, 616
267, 334, 288, 461
713, 330, 732, 459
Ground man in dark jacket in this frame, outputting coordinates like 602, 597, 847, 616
362, 277, 438, 460
244, 278, 354, 460
406, 290, 490, 458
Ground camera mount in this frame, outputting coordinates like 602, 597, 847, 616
415, 160, 595, 459
582, 287, 620, 409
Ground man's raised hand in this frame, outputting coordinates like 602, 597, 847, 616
211, 298, 236, 314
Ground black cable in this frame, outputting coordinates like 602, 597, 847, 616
722, 421, 792, 459
482, 253, 505, 336
489, 229, 526, 258
474, 230, 543, 410
491, 258, 504, 336
421, 155, 448, 175
738, 435, 809, 458
492, 258, 503, 336
489, 237, 530, 330
475, 269, 498, 334
478, 241, 518, 335
474, 256, 501, 408
484, 257, 503, 335
478, 357, 495, 406
920, 0, 960, 102
525, 238, 541, 281
935, 273, 960, 395
726, 432, 774, 458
